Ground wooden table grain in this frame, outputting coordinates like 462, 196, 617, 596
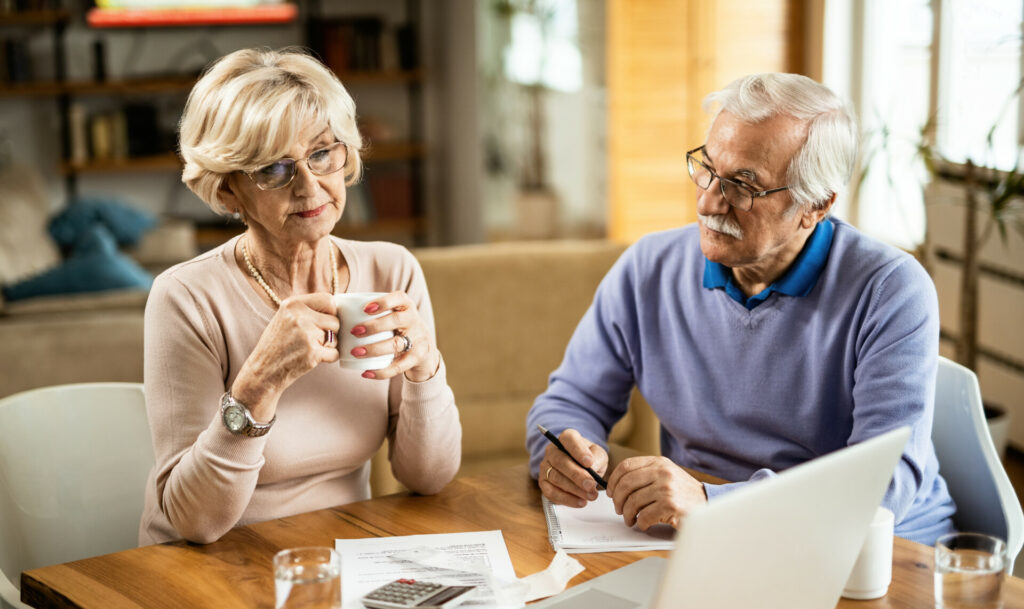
21, 465, 1024, 608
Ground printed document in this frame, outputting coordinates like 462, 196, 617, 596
335, 530, 519, 609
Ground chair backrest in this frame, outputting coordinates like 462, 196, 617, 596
0, 383, 154, 609
931, 356, 1024, 571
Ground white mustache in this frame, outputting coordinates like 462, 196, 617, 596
698, 213, 743, 240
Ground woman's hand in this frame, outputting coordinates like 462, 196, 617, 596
347, 291, 441, 382
232, 293, 340, 419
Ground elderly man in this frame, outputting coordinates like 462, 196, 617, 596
526, 73, 956, 545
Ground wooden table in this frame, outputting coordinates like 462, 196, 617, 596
22, 465, 1024, 608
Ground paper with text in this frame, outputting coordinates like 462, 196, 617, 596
335, 530, 519, 609
543, 491, 676, 553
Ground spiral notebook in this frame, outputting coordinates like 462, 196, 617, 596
542, 491, 676, 553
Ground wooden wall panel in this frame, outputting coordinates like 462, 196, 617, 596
607, 0, 693, 242
608, 0, 808, 243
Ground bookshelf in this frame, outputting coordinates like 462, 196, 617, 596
306, 0, 429, 245
1, 0, 432, 246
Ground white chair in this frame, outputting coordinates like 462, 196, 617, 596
0, 383, 154, 609
931, 356, 1024, 572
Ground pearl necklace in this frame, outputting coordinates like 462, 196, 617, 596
241, 237, 338, 307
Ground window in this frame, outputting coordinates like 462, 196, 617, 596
827, 0, 1023, 249
938, 0, 1022, 170
503, 0, 582, 92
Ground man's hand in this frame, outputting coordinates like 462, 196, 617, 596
538, 429, 609, 508
606, 456, 708, 530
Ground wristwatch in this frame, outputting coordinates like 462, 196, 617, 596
220, 391, 275, 437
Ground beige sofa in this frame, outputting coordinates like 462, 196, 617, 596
0, 220, 195, 398
371, 240, 659, 493
0, 238, 658, 494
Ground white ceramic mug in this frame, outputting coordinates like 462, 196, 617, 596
842, 506, 895, 600
333, 292, 393, 371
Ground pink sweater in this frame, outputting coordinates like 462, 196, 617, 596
139, 236, 461, 545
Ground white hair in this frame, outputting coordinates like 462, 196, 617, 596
179, 47, 364, 214
703, 73, 858, 211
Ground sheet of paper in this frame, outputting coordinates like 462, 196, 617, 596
335, 530, 520, 609
545, 492, 675, 552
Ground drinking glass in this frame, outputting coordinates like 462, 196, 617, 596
934, 532, 1007, 609
274, 546, 342, 609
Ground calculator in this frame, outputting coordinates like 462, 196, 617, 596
361, 578, 476, 609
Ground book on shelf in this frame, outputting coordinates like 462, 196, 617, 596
0, 37, 7, 83
109, 110, 128, 160
68, 102, 88, 164
124, 103, 162, 157
89, 113, 114, 161
68, 102, 169, 167
395, 22, 418, 70
3, 37, 32, 83
318, 16, 405, 73
367, 169, 413, 220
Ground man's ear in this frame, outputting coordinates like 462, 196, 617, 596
801, 192, 837, 229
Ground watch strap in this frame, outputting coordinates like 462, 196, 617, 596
221, 391, 275, 437
243, 411, 275, 437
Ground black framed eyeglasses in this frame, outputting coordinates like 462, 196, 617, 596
685, 145, 790, 211
244, 142, 348, 190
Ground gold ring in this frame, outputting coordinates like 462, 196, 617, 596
545, 466, 553, 481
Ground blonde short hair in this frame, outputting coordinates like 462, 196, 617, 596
179, 47, 363, 214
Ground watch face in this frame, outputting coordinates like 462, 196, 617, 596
223, 404, 247, 432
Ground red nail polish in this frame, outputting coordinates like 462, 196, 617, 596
362, 371, 375, 379
351, 347, 367, 356
364, 303, 380, 313
351, 326, 366, 336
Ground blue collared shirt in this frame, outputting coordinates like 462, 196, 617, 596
702, 219, 835, 309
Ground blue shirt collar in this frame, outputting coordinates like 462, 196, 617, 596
702, 219, 834, 309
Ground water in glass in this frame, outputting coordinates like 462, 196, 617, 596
274, 549, 341, 609
934, 547, 1005, 609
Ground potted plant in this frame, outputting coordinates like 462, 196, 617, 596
943, 152, 1022, 460
857, 84, 1024, 458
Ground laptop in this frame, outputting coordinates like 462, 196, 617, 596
531, 426, 911, 609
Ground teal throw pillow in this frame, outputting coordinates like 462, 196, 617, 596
2, 224, 152, 301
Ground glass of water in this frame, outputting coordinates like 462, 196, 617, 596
934, 532, 1007, 609
274, 546, 342, 609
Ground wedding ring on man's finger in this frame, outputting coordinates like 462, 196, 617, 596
545, 466, 553, 482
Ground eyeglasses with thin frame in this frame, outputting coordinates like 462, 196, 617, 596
685, 145, 790, 211
244, 142, 348, 191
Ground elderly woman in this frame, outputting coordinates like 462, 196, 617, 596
138, 47, 461, 545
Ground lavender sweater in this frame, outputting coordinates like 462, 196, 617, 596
526, 218, 956, 545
